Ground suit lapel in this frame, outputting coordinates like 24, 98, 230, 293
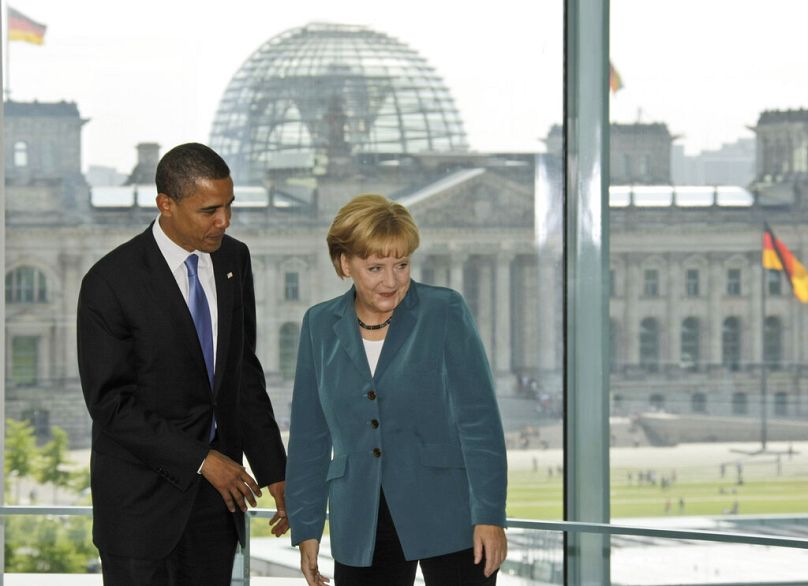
373, 282, 418, 382
141, 227, 209, 377
332, 287, 372, 380
211, 250, 234, 395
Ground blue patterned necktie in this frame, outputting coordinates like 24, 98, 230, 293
185, 254, 216, 441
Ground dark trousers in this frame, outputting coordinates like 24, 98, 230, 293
99, 480, 238, 586
334, 492, 497, 586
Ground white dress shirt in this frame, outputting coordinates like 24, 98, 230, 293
152, 218, 218, 366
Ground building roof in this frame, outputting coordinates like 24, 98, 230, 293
757, 108, 808, 125
4, 100, 81, 117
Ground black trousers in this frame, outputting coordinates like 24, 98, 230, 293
334, 492, 498, 586
99, 480, 238, 586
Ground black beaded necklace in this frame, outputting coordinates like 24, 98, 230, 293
357, 316, 392, 330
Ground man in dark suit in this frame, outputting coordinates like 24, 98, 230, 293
77, 143, 288, 585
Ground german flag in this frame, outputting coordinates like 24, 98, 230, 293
8, 7, 46, 45
763, 224, 808, 303
609, 62, 624, 94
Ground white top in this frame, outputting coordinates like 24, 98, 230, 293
362, 338, 385, 376
152, 217, 218, 365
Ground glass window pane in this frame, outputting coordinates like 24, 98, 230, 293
4, 1, 564, 578
610, 7, 808, 582
11, 336, 38, 386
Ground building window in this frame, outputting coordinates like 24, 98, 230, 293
22, 408, 50, 441
11, 336, 38, 386
6, 266, 48, 304
643, 269, 659, 297
691, 392, 707, 414
767, 270, 782, 296
726, 268, 742, 296
722, 317, 741, 371
764, 316, 783, 370
680, 317, 700, 371
685, 269, 700, 297
284, 272, 300, 301
650, 393, 665, 411
279, 322, 300, 380
13, 141, 28, 167
732, 392, 748, 415
639, 317, 659, 372
774, 392, 788, 417
609, 269, 616, 298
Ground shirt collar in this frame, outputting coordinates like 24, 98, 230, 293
152, 216, 212, 273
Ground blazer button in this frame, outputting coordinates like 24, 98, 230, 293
372, 448, 382, 457
370, 419, 380, 429
367, 390, 377, 400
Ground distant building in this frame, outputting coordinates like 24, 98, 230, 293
671, 138, 755, 186
750, 109, 808, 206
545, 122, 675, 184
125, 142, 160, 186
85, 165, 127, 188
4, 29, 808, 449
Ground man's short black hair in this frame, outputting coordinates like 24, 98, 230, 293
155, 143, 231, 201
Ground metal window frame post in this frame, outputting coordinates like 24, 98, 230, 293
563, 0, 611, 584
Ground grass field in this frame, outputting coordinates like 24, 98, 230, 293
250, 441, 808, 539
506, 440, 808, 520
507, 469, 808, 519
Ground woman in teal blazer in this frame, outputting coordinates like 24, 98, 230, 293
286, 195, 507, 585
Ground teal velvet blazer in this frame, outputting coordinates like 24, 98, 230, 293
285, 280, 507, 567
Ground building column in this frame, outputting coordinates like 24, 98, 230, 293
537, 254, 558, 373
625, 257, 641, 367
477, 259, 494, 359
708, 255, 723, 366
667, 255, 680, 368
449, 253, 467, 296
61, 252, 82, 380
750, 260, 763, 370
494, 252, 513, 377
262, 255, 280, 373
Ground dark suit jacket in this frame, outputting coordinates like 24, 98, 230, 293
286, 281, 507, 567
77, 225, 286, 559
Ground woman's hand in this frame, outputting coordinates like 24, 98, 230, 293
299, 539, 330, 585
473, 524, 507, 577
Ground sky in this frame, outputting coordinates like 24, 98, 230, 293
5, 0, 808, 174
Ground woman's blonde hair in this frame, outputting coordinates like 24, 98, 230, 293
327, 194, 420, 278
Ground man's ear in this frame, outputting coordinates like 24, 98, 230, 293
156, 193, 173, 216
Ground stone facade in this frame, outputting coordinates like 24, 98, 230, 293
6, 100, 808, 448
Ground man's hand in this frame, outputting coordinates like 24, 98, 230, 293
473, 524, 507, 577
299, 539, 329, 585
200, 450, 261, 512
267, 481, 289, 536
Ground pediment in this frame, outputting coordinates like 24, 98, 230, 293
401, 170, 533, 228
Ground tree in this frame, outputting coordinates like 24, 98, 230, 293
4, 515, 96, 573
4, 418, 38, 503
35, 426, 72, 502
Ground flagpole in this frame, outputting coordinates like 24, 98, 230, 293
761, 243, 769, 452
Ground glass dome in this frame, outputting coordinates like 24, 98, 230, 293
210, 22, 469, 184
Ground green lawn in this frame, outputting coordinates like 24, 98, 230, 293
507, 468, 808, 519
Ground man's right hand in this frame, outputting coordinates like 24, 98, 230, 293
300, 539, 329, 585
200, 450, 262, 512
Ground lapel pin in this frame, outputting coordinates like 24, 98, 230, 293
227, 272, 234, 279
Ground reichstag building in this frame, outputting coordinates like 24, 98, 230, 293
4, 23, 808, 448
